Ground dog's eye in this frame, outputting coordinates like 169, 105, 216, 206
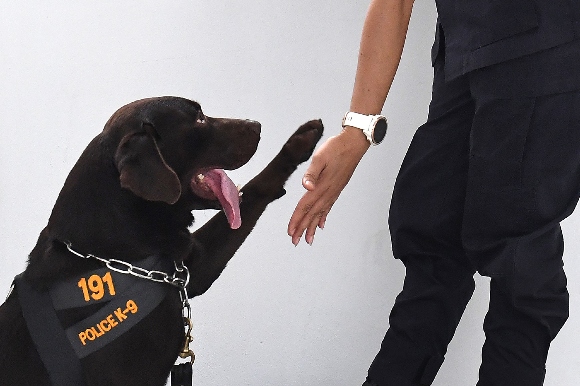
196, 113, 206, 124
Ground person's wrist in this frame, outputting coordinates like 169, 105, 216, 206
340, 126, 371, 154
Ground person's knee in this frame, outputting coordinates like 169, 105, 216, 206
493, 271, 569, 338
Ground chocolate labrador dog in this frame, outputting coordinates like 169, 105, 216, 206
0, 96, 323, 385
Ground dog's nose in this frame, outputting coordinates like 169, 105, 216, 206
246, 120, 261, 135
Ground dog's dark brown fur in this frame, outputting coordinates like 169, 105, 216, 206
0, 96, 323, 385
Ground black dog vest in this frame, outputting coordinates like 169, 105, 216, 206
15, 255, 172, 386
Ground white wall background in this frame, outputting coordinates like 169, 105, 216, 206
0, 1, 578, 385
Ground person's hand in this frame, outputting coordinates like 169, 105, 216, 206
288, 127, 370, 245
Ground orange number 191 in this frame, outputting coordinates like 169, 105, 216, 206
78, 272, 116, 302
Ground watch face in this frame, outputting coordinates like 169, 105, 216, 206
373, 117, 387, 144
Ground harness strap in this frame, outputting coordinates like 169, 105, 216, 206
14, 274, 87, 386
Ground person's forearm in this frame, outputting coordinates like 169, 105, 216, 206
287, 0, 415, 245
350, 0, 414, 115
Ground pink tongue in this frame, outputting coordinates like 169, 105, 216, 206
203, 169, 241, 229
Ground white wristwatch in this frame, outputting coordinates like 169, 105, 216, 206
342, 112, 388, 145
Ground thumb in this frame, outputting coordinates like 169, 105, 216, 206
302, 158, 325, 191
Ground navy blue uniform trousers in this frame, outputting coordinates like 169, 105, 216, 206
367, 47, 580, 386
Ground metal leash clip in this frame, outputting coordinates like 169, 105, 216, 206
171, 315, 194, 386
179, 317, 195, 364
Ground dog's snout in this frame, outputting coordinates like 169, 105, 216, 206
208, 117, 261, 134
245, 120, 261, 136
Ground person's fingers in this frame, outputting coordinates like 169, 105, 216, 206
305, 217, 320, 245
288, 195, 319, 244
291, 227, 305, 246
289, 165, 325, 236
318, 206, 330, 229
288, 194, 318, 244
288, 170, 344, 244
307, 201, 332, 240
288, 156, 326, 243
288, 196, 308, 236
291, 190, 335, 245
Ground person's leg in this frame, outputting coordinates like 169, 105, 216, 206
462, 90, 580, 385
477, 227, 568, 385
367, 257, 476, 386
366, 57, 477, 386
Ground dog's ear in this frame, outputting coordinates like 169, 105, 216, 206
114, 123, 182, 204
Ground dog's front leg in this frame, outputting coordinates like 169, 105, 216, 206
186, 120, 323, 297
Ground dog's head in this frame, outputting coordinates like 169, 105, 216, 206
107, 96, 260, 229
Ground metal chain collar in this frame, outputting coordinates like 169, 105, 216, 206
64, 241, 191, 319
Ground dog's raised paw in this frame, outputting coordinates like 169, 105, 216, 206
242, 120, 323, 200
282, 119, 324, 165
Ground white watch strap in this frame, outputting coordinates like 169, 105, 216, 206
342, 112, 373, 132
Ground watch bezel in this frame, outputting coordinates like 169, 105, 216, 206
370, 116, 388, 145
